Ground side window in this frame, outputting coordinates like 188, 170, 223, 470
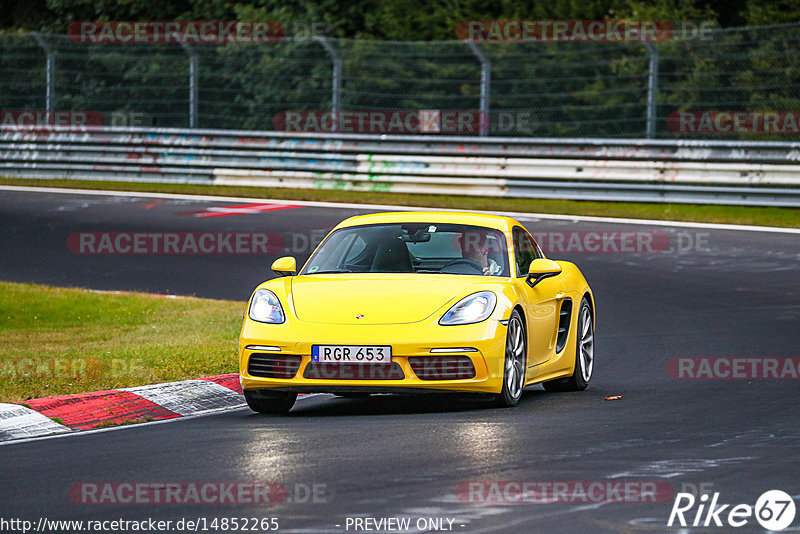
513, 227, 540, 277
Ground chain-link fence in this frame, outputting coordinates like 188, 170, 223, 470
2, 23, 800, 139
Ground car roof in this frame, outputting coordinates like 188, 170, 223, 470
333, 211, 522, 233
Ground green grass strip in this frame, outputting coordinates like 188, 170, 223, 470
0, 281, 243, 403
2, 177, 798, 228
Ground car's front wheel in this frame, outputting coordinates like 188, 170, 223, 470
543, 297, 593, 392
244, 389, 297, 414
493, 309, 526, 407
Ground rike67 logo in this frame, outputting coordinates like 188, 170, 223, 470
668, 490, 796, 530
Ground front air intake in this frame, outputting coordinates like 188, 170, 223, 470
408, 356, 476, 380
248, 353, 302, 379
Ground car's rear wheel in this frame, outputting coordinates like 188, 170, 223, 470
493, 309, 526, 407
244, 389, 297, 414
543, 297, 593, 392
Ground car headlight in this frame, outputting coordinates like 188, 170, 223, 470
248, 289, 285, 324
439, 291, 497, 326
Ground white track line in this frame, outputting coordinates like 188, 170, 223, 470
0, 393, 329, 447
1, 184, 798, 234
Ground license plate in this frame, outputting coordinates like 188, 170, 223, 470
312, 345, 392, 363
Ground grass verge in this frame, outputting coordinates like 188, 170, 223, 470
0, 281, 243, 403
2, 177, 799, 228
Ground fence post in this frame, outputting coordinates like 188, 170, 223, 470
314, 36, 342, 124
31, 32, 55, 114
467, 42, 491, 136
644, 42, 659, 139
180, 42, 199, 129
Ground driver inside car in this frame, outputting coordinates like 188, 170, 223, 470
458, 231, 502, 275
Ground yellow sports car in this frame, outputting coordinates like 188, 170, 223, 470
239, 211, 594, 413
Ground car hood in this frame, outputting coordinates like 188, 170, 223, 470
289, 274, 483, 325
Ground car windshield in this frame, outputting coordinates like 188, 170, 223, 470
300, 223, 510, 277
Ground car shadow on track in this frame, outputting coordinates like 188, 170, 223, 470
264, 388, 550, 417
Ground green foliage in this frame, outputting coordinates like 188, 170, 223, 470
1, 0, 796, 37
744, 1, 800, 26
1, 2, 798, 138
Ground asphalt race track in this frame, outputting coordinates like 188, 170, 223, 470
1, 187, 799, 533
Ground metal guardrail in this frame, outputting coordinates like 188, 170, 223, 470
1, 127, 800, 206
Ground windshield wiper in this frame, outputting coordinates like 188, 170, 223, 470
312, 269, 353, 274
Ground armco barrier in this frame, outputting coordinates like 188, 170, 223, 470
1, 127, 800, 206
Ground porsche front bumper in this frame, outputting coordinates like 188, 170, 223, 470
239, 317, 508, 395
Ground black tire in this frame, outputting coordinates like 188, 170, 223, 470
492, 309, 527, 407
543, 297, 593, 392
244, 389, 297, 414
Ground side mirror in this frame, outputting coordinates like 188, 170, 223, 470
526, 258, 562, 288
271, 256, 297, 277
